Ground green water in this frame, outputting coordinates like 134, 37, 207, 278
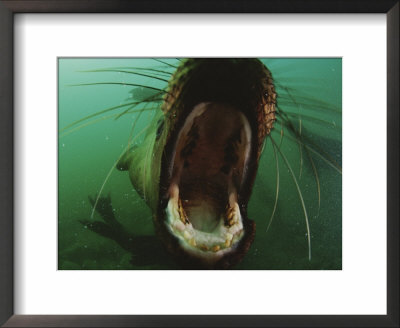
58, 58, 342, 270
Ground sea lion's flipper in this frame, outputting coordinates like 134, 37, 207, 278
81, 194, 175, 268
81, 194, 128, 244
88, 194, 118, 225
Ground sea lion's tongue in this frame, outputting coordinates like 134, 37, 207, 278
179, 177, 227, 232
170, 102, 251, 233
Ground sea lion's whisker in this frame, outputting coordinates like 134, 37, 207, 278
101, 66, 173, 77
69, 82, 168, 95
152, 58, 178, 68
272, 76, 333, 85
284, 112, 340, 128
92, 100, 161, 216
59, 100, 152, 133
280, 93, 305, 180
266, 140, 280, 233
285, 88, 305, 180
278, 105, 321, 212
299, 123, 303, 179
115, 91, 164, 120
270, 136, 311, 261
90, 123, 152, 219
274, 119, 342, 178
126, 104, 154, 149
60, 111, 133, 138
79, 69, 170, 83
277, 96, 341, 113
304, 146, 321, 216
278, 124, 285, 149
60, 107, 159, 138
114, 101, 159, 120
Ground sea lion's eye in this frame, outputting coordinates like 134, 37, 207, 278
156, 119, 165, 140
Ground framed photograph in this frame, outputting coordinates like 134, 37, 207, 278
1, 1, 398, 327
57, 56, 342, 272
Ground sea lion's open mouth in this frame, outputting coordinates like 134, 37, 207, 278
165, 102, 252, 260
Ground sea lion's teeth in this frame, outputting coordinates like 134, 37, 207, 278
178, 198, 189, 224
229, 225, 241, 235
169, 183, 179, 200
212, 245, 220, 252
167, 198, 179, 224
173, 220, 185, 232
225, 233, 233, 247
173, 208, 180, 221
199, 244, 209, 251
189, 238, 196, 247
167, 184, 181, 221
225, 202, 239, 226
228, 190, 237, 207
183, 230, 192, 240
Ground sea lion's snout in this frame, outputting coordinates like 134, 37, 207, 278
152, 59, 276, 268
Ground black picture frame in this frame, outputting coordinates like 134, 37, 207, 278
0, 1, 398, 327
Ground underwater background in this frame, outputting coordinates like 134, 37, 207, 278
58, 58, 342, 270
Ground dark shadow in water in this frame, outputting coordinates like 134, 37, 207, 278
79, 194, 176, 268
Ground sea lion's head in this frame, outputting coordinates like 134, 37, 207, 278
154, 59, 276, 269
